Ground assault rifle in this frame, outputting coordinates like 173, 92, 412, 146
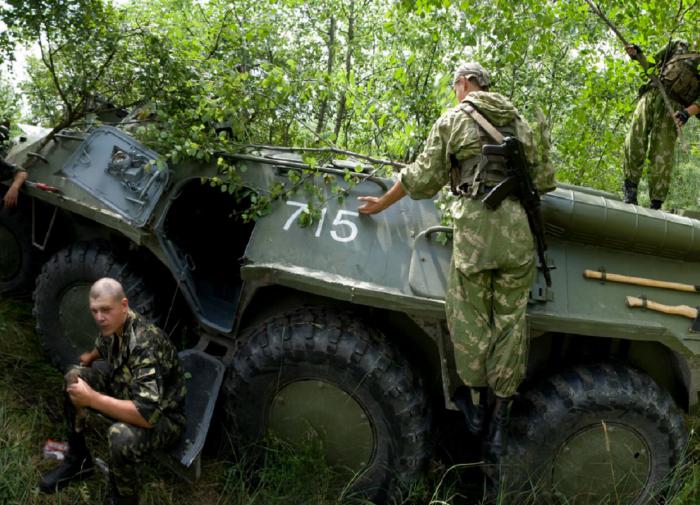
481, 137, 551, 287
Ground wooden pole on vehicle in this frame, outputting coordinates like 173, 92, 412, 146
584, 269, 700, 293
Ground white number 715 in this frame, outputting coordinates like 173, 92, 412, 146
283, 201, 359, 243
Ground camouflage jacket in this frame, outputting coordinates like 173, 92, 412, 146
644, 40, 700, 108
399, 91, 546, 275
94, 310, 186, 427
0, 158, 22, 182
398, 91, 546, 199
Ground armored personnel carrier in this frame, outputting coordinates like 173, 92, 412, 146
0, 123, 694, 504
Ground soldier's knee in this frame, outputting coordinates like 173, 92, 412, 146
108, 422, 138, 460
64, 366, 82, 387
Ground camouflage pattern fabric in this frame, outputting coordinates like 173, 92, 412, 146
0, 158, 22, 181
623, 87, 681, 202
64, 310, 186, 497
399, 91, 540, 397
623, 40, 700, 202
445, 198, 535, 397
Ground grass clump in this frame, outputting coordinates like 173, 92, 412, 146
2, 297, 700, 505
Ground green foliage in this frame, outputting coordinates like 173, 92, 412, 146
3, 0, 700, 206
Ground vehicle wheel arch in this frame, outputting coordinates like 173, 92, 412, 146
526, 332, 690, 412
234, 284, 446, 405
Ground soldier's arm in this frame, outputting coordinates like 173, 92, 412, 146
357, 180, 406, 215
79, 348, 101, 366
2, 168, 27, 208
674, 103, 700, 128
357, 114, 451, 214
67, 378, 154, 428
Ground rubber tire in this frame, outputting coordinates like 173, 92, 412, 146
223, 309, 432, 503
504, 363, 687, 505
0, 205, 41, 295
34, 241, 157, 371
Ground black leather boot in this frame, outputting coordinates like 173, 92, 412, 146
623, 179, 638, 205
484, 396, 512, 464
453, 386, 487, 435
650, 199, 663, 210
39, 431, 94, 493
106, 489, 139, 505
106, 474, 139, 505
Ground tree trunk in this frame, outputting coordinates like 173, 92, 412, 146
334, 1, 354, 141
316, 16, 336, 136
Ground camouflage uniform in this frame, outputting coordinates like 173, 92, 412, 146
0, 159, 23, 182
399, 91, 542, 397
65, 310, 186, 498
623, 41, 700, 202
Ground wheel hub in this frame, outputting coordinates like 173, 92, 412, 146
551, 421, 651, 504
268, 379, 375, 474
58, 284, 99, 354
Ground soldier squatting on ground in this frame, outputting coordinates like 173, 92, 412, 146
358, 62, 554, 474
38, 278, 186, 505
622, 39, 700, 209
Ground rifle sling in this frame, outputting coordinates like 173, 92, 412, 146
459, 104, 505, 144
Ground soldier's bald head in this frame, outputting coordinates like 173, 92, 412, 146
90, 277, 126, 303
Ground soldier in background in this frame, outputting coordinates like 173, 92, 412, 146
623, 39, 700, 209
358, 62, 553, 468
39, 277, 186, 505
0, 120, 27, 208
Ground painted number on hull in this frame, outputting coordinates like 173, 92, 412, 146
283, 200, 359, 243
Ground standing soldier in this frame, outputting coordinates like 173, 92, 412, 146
358, 62, 553, 465
39, 277, 186, 505
622, 39, 700, 209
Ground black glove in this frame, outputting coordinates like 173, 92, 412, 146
626, 44, 643, 60
675, 109, 690, 126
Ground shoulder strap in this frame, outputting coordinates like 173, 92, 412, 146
662, 52, 700, 67
459, 103, 505, 143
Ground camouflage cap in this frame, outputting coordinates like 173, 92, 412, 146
453, 62, 490, 88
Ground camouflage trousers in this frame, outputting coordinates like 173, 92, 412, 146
65, 365, 183, 497
446, 198, 535, 398
623, 87, 680, 202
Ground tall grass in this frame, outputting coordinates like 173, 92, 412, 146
0, 297, 697, 505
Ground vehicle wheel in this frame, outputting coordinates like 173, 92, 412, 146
223, 309, 432, 503
34, 241, 156, 371
504, 363, 688, 505
0, 205, 41, 295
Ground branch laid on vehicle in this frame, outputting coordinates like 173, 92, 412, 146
219, 152, 389, 191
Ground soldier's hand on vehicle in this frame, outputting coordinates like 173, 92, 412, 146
674, 109, 690, 128
66, 377, 95, 408
357, 196, 387, 215
358, 181, 407, 215
2, 186, 19, 208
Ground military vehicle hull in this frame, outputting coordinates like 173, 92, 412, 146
0, 126, 694, 504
